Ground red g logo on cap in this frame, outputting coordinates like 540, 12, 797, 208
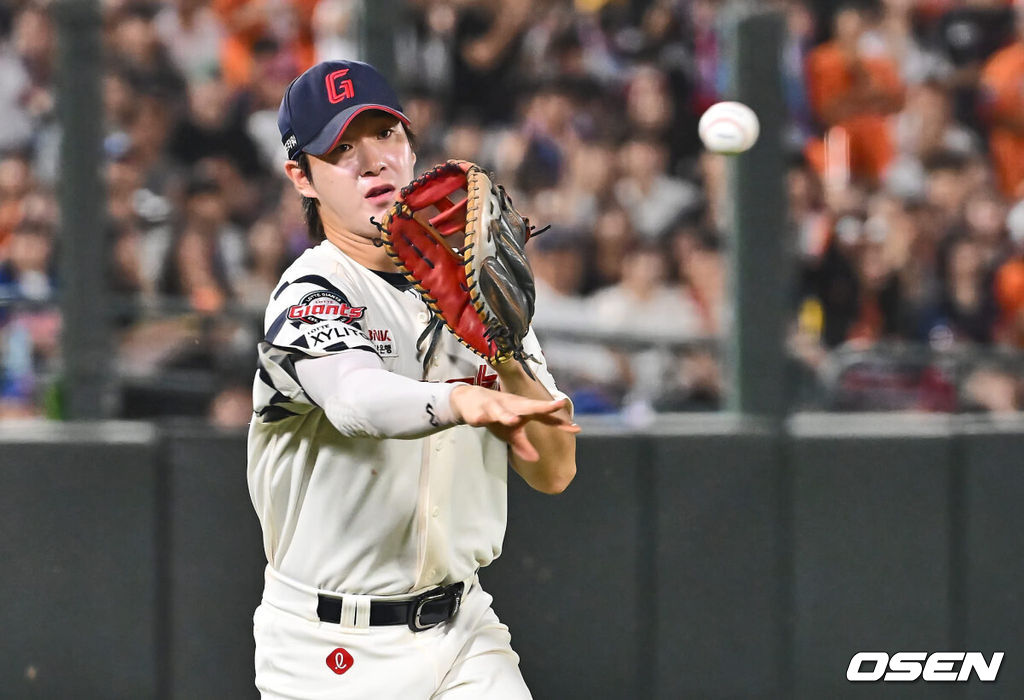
326, 69, 355, 104
326, 647, 354, 675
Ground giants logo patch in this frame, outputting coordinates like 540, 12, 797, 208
288, 291, 365, 325
325, 69, 355, 104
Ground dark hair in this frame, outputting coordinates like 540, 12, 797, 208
294, 123, 417, 244
296, 153, 326, 243
923, 149, 970, 175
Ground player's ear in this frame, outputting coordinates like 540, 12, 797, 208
284, 159, 318, 199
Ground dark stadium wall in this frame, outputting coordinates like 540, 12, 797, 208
2, 416, 1023, 699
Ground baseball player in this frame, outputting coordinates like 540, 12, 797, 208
248, 59, 578, 699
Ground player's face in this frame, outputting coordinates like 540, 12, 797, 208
303, 111, 416, 239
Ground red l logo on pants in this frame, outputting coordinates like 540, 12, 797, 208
327, 647, 354, 675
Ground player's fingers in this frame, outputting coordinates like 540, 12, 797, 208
516, 417, 580, 433
517, 407, 576, 427
507, 426, 540, 462
530, 398, 569, 414
513, 411, 580, 431
471, 399, 520, 427
507, 397, 568, 418
499, 412, 520, 427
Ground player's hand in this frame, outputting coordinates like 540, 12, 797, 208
449, 385, 580, 462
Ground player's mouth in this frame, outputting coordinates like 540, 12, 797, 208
364, 185, 395, 204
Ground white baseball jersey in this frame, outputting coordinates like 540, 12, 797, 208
247, 239, 565, 596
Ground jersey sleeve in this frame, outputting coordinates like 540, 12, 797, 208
263, 273, 378, 359
252, 341, 317, 422
521, 327, 573, 417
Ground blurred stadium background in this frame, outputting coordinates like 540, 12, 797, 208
2, 0, 1024, 698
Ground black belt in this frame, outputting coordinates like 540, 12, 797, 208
317, 581, 465, 632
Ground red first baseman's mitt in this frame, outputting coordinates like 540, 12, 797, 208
376, 160, 542, 371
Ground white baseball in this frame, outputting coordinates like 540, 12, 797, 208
698, 101, 760, 155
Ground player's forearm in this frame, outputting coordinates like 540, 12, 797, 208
295, 353, 458, 439
495, 361, 577, 494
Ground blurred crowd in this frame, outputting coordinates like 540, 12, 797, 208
2, 0, 1024, 423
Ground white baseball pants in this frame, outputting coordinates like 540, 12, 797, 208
254, 566, 532, 699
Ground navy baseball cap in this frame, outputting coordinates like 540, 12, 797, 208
278, 60, 410, 161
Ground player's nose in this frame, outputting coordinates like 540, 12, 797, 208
357, 139, 387, 177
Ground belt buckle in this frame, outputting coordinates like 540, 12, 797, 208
409, 582, 464, 632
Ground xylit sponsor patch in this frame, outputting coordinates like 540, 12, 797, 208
305, 322, 366, 348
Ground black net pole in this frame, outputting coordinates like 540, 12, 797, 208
726, 9, 790, 419
55, 0, 113, 419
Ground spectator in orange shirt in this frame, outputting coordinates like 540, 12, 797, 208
994, 200, 1024, 346
805, 3, 905, 183
213, 0, 316, 89
0, 154, 32, 258
980, 5, 1024, 198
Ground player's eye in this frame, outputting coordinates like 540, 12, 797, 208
325, 143, 352, 161
379, 127, 394, 139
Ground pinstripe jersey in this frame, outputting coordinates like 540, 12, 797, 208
247, 239, 565, 595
